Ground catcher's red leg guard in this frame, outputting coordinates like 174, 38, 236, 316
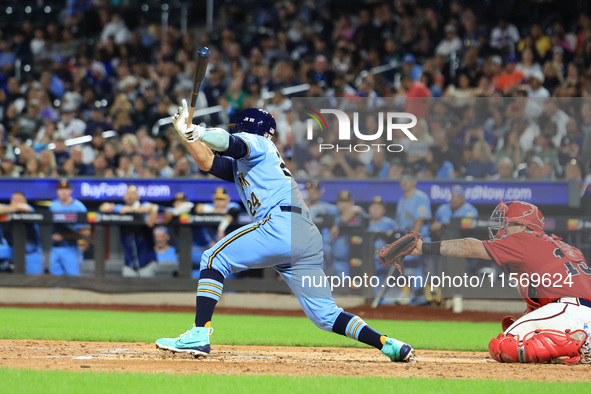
488, 330, 588, 364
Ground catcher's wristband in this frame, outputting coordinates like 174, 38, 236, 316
422, 241, 441, 255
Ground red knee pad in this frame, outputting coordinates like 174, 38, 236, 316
488, 329, 588, 364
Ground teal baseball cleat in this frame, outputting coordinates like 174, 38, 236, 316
381, 337, 414, 362
156, 325, 213, 356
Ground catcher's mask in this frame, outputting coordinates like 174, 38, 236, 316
488, 200, 545, 240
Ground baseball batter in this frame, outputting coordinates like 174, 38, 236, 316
411, 201, 591, 364
155, 100, 413, 362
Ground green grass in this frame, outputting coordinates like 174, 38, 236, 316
0, 307, 497, 351
2, 368, 589, 394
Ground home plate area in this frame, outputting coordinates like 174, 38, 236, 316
0, 340, 587, 381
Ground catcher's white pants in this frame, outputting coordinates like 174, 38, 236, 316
505, 297, 591, 336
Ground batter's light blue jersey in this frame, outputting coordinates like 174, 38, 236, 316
232, 132, 304, 221
435, 202, 478, 224
395, 189, 431, 238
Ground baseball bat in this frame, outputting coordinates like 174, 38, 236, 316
187, 46, 210, 127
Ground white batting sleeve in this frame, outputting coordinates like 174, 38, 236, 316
200, 127, 230, 152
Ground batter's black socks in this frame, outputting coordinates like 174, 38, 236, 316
195, 269, 225, 327
332, 311, 385, 349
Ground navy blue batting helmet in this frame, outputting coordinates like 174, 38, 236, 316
231, 108, 276, 137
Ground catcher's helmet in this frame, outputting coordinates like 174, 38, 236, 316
489, 201, 545, 240
230, 108, 276, 138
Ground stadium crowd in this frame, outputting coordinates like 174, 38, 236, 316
0, 0, 590, 182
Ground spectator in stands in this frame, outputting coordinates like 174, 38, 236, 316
0, 39, 16, 75
3, 1, 591, 184
0, 159, 19, 177
368, 150, 390, 179
517, 48, 543, 79
533, 133, 559, 171
546, 100, 571, 147
330, 190, 365, 277
527, 70, 550, 99
491, 157, 516, 180
543, 59, 564, 93
99, 185, 158, 278
15, 99, 43, 142
558, 136, 580, 168
420, 146, 455, 179
526, 156, 546, 180
100, 12, 131, 45
497, 123, 524, 161
0, 192, 44, 274
70, 146, 94, 176
435, 24, 462, 57
388, 157, 406, 180
490, 18, 520, 52
92, 153, 113, 177
401, 54, 423, 82
85, 105, 112, 135
495, 56, 524, 95
444, 72, 473, 107
173, 156, 193, 177
154, 226, 178, 265
402, 73, 431, 119
400, 119, 433, 163
432, 129, 461, 172
307, 55, 336, 88
38, 150, 57, 177
527, 23, 551, 59
49, 179, 89, 276
464, 141, 497, 178
58, 104, 86, 139
203, 66, 227, 108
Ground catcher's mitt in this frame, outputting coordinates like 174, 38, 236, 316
377, 230, 421, 274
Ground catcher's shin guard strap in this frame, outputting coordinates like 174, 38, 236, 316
422, 241, 441, 255
489, 329, 588, 364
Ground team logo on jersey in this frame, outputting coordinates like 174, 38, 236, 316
237, 172, 251, 191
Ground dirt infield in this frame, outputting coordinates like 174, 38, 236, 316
0, 340, 587, 381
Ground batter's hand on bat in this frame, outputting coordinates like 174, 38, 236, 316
172, 99, 203, 143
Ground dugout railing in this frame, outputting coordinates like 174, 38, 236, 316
1, 212, 590, 301
0, 212, 289, 294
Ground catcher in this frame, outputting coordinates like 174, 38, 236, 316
378, 200, 591, 364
